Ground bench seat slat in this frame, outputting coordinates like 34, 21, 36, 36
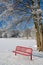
13, 51, 31, 56
15, 51, 31, 56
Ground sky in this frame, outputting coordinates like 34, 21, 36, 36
0, 0, 43, 30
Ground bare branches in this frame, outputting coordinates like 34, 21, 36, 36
15, 14, 32, 25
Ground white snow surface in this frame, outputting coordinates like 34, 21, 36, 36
0, 38, 36, 51
0, 38, 43, 65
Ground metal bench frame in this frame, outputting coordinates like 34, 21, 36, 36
12, 46, 33, 60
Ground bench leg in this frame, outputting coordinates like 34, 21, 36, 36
30, 55, 32, 60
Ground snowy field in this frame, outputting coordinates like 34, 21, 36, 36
0, 38, 43, 65
0, 38, 36, 51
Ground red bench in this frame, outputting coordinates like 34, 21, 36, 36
12, 46, 33, 60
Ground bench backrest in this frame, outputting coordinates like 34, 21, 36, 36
16, 46, 32, 54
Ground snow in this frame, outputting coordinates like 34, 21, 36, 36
0, 38, 36, 51
0, 38, 43, 65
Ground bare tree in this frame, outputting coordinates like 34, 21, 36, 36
23, 28, 31, 39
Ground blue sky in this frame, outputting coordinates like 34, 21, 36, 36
40, 0, 43, 9
0, 0, 43, 30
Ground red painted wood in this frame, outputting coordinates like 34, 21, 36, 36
12, 46, 33, 60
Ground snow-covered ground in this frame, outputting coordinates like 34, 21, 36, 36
0, 38, 36, 51
0, 38, 43, 65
